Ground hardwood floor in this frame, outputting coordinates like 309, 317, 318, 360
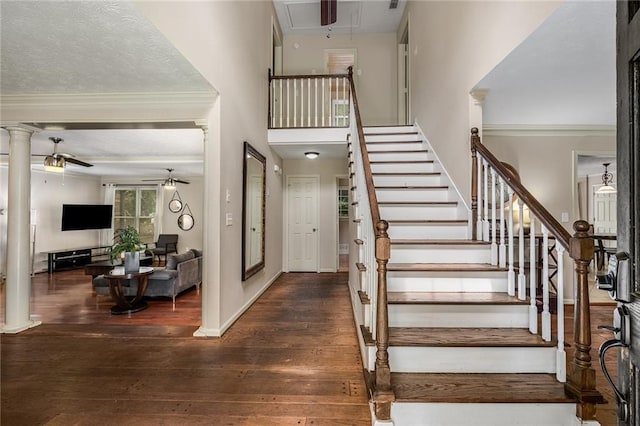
1, 271, 371, 425
0, 268, 619, 425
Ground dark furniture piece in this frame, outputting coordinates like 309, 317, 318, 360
150, 234, 178, 265
47, 246, 112, 273
103, 266, 154, 314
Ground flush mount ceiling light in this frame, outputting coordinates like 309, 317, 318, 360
305, 152, 319, 160
596, 162, 617, 194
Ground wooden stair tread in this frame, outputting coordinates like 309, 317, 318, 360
357, 290, 370, 304
379, 201, 457, 206
386, 219, 467, 224
375, 185, 448, 190
387, 291, 527, 305
388, 263, 507, 272
391, 239, 489, 246
366, 140, 422, 144
391, 373, 575, 403
368, 150, 428, 154
354, 238, 364, 245
364, 131, 419, 136
356, 262, 367, 272
370, 160, 434, 164
388, 327, 554, 347
373, 172, 440, 176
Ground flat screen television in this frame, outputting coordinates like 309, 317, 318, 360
61, 204, 113, 231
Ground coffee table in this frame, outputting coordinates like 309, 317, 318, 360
103, 266, 154, 315
84, 256, 152, 278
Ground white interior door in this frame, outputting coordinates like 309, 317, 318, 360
287, 176, 319, 271
592, 188, 617, 235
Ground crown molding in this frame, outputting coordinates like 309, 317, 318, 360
0, 91, 217, 124
483, 124, 616, 137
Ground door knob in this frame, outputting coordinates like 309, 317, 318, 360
313, 228, 317, 232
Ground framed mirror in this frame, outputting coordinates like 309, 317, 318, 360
242, 142, 266, 281
178, 203, 194, 231
168, 191, 183, 213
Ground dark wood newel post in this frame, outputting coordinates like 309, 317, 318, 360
565, 220, 604, 419
470, 128, 479, 241
374, 220, 394, 420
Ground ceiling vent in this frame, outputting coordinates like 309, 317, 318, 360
389, 0, 399, 9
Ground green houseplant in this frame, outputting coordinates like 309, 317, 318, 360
110, 225, 143, 273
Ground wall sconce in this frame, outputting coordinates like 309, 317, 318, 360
305, 152, 319, 160
596, 162, 616, 194
273, 164, 282, 175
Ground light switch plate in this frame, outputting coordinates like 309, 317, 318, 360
225, 213, 232, 226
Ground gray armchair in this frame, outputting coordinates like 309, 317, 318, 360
151, 234, 178, 265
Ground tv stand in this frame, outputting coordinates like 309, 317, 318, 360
47, 246, 111, 273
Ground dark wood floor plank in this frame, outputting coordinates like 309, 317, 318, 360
1, 271, 370, 424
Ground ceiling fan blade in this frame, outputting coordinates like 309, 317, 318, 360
141, 179, 165, 182
174, 179, 190, 184
321, 0, 337, 26
56, 152, 76, 159
65, 157, 94, 167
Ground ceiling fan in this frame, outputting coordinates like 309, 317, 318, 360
1, 137, 94, 172
143, 168, 190, 188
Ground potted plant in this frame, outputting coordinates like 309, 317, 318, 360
110, 225, 143, 273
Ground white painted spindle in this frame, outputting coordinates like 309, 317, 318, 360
293, 79, 297, 127
507, 188, 515, 296
541, 225, 551, 341
529, 215, 537, 334
555, 244, 566, 382
499, 178, 506, 268
315, 78, 318, 127
322, 78, 326, 127
286, 79, 290, 128
279, 80, 283, 128
483, 160, 490, 241
517, 199, 526, 300
490, 168, 498, 265
476, 155, 483, 240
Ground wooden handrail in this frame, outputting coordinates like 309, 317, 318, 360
348, 67, 381, 227
470, 128, 571, 249
269, 72, 348, 80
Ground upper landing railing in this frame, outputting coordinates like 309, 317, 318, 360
268, 69, 351, 129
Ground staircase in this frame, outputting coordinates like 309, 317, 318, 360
349, 125, 581, 426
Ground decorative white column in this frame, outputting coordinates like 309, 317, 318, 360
2, 127, 40, 333
193, 122, 221, 337
469, 88, 488, 139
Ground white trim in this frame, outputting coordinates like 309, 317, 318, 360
483, 124, 615, 137
193, 270, 282, 337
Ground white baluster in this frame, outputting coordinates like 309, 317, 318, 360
555, 244, 566, 382
308, 78, 311, 127
499, 178, 506, 268
343, 77, 347, 125
315, 78, 318, 127
322, 78, 326, 127
286, 79, 290, 128
279, 80, 283, 128
270, 80, 274, 128
294, 79, 297, 127
483, 160, 490, 241
541, 225, 551, 341
507, 188, 515, 296
490, 168, 498, 265
476, 155, 483, 240
517, 199, 526, 300
529, 215, 537, 334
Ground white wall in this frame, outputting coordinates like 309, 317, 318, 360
282, 32, 398, 126
402, 2, 560, 204
136, 1, 284, 333
283, 158, 348, 272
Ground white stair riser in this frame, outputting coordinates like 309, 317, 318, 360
388, 346, 556, 373
389, 403, 578, 426
371, 162, 436, 173
368, 152, 432, 162
387, 224, 469, 240
380, 205, 463, 220
364, 126, 416, 134
373, 175, 443, 186
388, 304, 529, 328
389, 246, 491, 263
365, 134, 421, 142
387, 271, 509, 292
367, 142, 424, 152
376, 189, 452, 202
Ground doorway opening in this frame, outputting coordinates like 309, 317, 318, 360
337, 176, 349, 272
398, 20, 410, 125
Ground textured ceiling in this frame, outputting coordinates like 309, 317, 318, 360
0, 1, 213, 95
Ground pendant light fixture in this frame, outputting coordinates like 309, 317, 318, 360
596, 162, 616, 194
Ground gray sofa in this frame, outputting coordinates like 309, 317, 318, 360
93, 249, 202, 311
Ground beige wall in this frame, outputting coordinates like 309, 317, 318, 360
282, 32, 398, 126
283, 158, 348, 272
403, 1, 560, 204
136, 1, 284, 333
